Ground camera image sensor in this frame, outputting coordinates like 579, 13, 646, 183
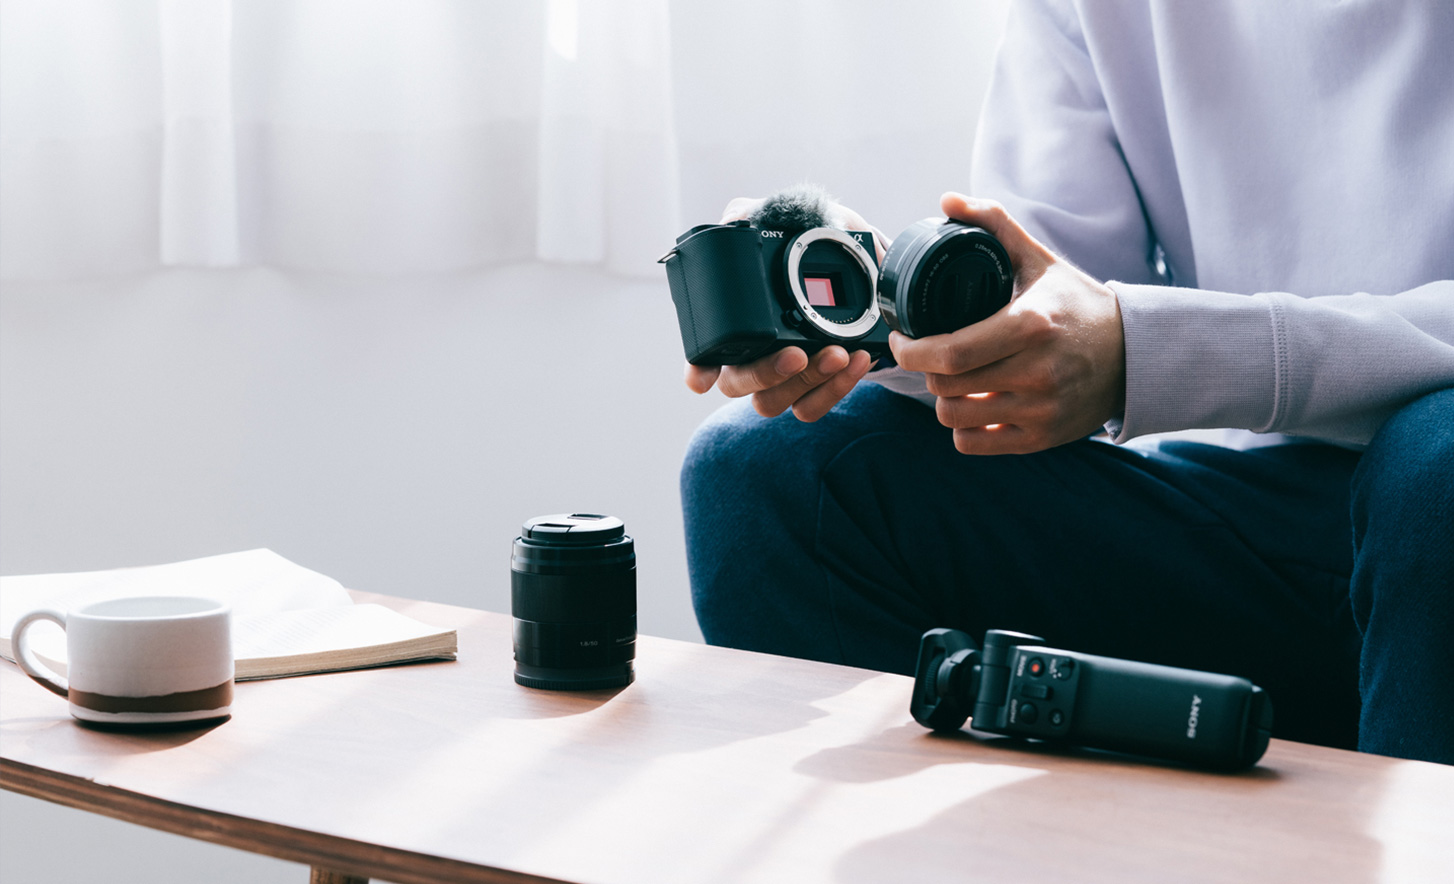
805, 276, 836, 307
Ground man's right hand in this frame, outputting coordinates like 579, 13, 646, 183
682, 196, 879, 422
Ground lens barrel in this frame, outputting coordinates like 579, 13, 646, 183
511, 513, 636, 690
878, 219, 1014, 338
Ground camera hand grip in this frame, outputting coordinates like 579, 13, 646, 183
1065, 652, 1273, 770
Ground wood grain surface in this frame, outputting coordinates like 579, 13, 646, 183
309, 868, 370, 884
3, 593, 1451, 884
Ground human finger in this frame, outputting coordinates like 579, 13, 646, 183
939, 396, 1088, 454
788, 350, 874, 422
749, 346, 852, 417
933, 391, 1025, 429
715, 347, 810, 399
951, 424, 1038, 456
888, 306, 1038, 376
939, 192, 1054, 278
824, 204, 889, 260
684, 362, 722, 394
721, 197, 766, 223
921, 349, 1055, 398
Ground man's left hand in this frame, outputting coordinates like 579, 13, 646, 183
889, 192, 1126, 455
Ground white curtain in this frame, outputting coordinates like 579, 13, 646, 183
0, 0, 1007, 281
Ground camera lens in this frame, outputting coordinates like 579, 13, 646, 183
878, 219, 1014, 338
511, 513, 636, 690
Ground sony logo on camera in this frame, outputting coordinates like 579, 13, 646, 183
1187, 694, 1203, 738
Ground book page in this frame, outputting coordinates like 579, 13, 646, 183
234, 604, 452, 660
1, 549, 354, 666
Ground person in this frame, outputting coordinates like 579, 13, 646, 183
678, 1, 1454, 764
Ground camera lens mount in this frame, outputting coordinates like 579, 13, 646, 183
784, 228, 882, 341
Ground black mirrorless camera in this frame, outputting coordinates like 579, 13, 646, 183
659, 186, 1014, 365
912, 629, 1274, 770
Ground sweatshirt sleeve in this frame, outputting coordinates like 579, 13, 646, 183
1110, 281, 1454, 447
967, 0, 1454, 448
969, 0, 1162, 287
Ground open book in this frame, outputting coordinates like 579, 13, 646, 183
0, 549, 457, 680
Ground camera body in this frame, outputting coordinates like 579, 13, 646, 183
912, 628, 1274, 770
660, 221, 891, 365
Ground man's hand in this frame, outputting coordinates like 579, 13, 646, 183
682, 196, 880, 422
890, 192, 1126, 455
685, 346, 874, 422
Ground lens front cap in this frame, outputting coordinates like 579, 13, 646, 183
521, 513, 626, 546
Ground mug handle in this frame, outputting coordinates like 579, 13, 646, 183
13, 609, 69, 698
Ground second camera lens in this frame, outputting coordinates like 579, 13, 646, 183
511, 513, 636, 691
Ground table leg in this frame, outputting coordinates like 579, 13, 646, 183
309, 868, 368, 884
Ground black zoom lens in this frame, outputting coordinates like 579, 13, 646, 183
512, 513, 636, 690
878, 219, 1014, 338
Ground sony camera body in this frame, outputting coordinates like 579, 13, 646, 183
660, 220, 890, 365
912, 628, 1274, 770
659, 185, 1014, 366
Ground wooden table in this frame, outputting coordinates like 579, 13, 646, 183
3, 593, 1452, 884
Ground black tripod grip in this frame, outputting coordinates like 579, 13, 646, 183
1062, 651, 1273, 770
911, 629, 1275, 770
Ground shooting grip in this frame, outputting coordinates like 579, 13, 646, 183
1060, 651, 1273, 770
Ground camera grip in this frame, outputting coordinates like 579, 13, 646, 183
663, 226, 780, 365
1067, 653, 1272, 770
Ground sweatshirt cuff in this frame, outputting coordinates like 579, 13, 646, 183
862, 364, 935, 407
1108, 282, 1279, 442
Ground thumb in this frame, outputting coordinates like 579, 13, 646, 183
940, 192, 1053, 275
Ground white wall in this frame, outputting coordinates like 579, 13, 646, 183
0, 263, 718, 639
0, 264, 724, 882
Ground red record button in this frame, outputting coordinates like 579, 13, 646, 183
1028, 657, 1045, 677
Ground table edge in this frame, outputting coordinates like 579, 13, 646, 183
0, 757, 567, 884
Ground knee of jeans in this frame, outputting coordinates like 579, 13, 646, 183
1353, 388, 1454, 526
681, 399, 770, 505
1350, 389, 1454, 625
680, 399, 830, 647
681, 384, 910, 510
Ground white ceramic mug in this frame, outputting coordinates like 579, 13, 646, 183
13, 596, 233, 726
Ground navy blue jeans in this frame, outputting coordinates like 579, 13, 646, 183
682, 384, 1453, 763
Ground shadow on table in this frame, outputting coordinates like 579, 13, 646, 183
796, 725, 1284, 784
817, 728, 1381, 884
0, 714, 224, 757
490, 645, 883, 755
488, 684, 630, 719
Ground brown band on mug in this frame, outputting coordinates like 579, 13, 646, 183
69, 680, 233, 714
